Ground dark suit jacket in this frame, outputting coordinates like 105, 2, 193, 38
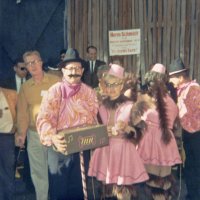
1, 74, 30, 91
82, 59, 106, 88
2, 75, 17, 90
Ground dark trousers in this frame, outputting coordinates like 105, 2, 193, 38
48, 147, 90, 200
0, 133, 15, 200
183, 130, 200, 200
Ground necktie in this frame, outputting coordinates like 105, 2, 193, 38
21, 78, 23, 84
90, 61, 94, 73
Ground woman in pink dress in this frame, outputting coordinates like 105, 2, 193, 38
88, 64, 149, 200
130, 64, 182, 200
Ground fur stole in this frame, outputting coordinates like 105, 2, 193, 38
124, 93, 152, 144
126, 89, 172, 145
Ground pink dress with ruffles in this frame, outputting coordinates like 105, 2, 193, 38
137, 95, 182, 166
88, 101, 149, 185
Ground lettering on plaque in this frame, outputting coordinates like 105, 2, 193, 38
67, 135, 73, 143
78, 135, 96, 148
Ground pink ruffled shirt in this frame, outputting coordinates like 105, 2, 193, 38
36, 81, 98, 146
177, 80, 200, 133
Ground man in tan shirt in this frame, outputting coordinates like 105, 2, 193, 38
15, 50, 60, 200
0, 85, 17, 200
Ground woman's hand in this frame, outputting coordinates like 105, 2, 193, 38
116, 120, 127, 131
107, 126, 113, 136
107, 125, 119, 136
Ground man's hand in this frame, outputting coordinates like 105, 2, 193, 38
15, 134, 25, 148
52, 134, 67, 154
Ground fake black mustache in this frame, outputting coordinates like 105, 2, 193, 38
68, 74, 81, 78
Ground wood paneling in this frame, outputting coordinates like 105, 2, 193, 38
65, 0, 200, 83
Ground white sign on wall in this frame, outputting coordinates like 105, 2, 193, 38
109, 29, 141, 56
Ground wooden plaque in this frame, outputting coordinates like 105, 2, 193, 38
57, 124, 109, 155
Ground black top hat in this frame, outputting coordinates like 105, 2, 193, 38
168, 57, 188, 76
58, 48, 84, 68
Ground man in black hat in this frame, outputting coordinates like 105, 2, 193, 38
36, 48, 98, 200
169, 58, 200, 200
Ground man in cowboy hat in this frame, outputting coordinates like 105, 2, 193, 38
36, 48, 98, 200
169, 58, 200, 200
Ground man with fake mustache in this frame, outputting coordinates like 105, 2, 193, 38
36, 48, 98, 200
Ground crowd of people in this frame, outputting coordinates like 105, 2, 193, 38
0, 46, 199, 200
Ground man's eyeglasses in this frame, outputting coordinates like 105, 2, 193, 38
64, 66, 82, 71
20, 67, 27, 71
25, 60, 41, 67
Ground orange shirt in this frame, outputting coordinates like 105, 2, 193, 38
17, 73, 60, 137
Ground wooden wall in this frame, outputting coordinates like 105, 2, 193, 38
65, 0, 200, 83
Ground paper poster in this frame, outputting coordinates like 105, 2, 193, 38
109, 29, 141, 56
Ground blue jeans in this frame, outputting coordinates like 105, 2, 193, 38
48, 147, 90, 200
0, 133, 15, 200
48, 147, 73, 175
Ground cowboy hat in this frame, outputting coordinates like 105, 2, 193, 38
58, 48, 84, 68
168, 58, 188, 76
